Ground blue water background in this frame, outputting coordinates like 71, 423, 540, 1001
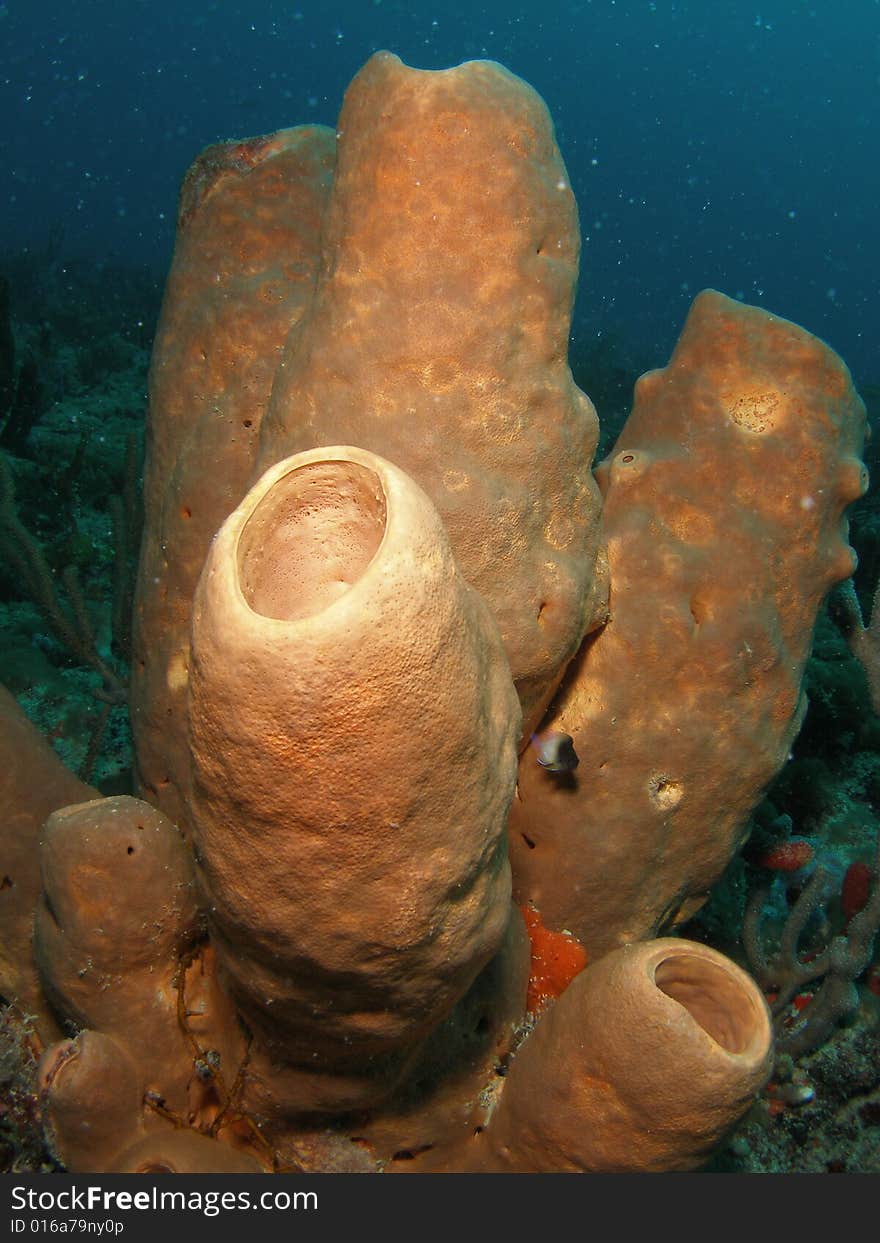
1, 0, 877, 383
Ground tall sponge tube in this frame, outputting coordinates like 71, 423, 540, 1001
257, 51, 608, 738
509, 290, 868, 957
186, 446, 522, 1101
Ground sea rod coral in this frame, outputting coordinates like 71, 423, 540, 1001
0, 51, 869, 1174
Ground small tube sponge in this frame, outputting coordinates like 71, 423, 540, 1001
475, 938, 773, 1172
39, 1031, 143, 1173
33, 797, 212, 1117
38, 1026, 264, 1175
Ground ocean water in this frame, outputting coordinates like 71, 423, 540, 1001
1, 0, 877, 380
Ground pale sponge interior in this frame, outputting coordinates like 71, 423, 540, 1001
237, 460, 387, 621
654, 954, 763, 1054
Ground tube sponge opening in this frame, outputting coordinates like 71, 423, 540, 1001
653, 952, 768, 1056
237, 460, 387, 621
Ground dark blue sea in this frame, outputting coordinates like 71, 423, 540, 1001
1, 0, 876, 381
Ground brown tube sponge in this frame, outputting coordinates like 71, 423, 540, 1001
186, 446, 521, 1096
39, 1031, 144, 1173
131, 125, 336, 829
476, 938, 773, 1172
33, 796, 210, 1116
510, 290, 867, 956
257, 52, 608, 736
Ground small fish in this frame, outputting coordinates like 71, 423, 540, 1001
531, 730, 579, 773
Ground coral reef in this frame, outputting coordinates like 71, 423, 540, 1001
708, 1019, 880, 1173
0, 1005, 57, 1173
743, 825, 880, 1056
0, 51, 873, 1175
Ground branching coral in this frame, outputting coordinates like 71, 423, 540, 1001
0, 50, 870, 1175
0, 454, 127, 709
744, 833, 880, 1056
834, 577, 880, 712
0, 440, 140, 778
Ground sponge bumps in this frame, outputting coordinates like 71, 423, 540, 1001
186, 446, 522, 1112
510, 290, 868, 956
258, 53, 608, 736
